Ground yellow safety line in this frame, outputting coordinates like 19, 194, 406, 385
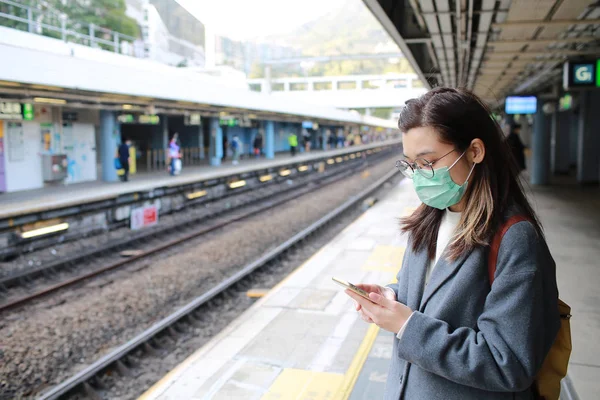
334, 324, 380, 400
139, 232, 345, 399
140, 201, 389, 400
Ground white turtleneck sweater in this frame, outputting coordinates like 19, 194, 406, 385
395, 209, 462, 339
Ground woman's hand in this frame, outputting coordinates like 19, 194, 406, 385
346, 286, 413, 334
348, 284, 395, 323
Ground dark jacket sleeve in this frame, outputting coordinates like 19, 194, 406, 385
396, 222, 560, 391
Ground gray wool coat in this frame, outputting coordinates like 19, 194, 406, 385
384, 220, 560, 400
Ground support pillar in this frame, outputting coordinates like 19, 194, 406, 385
577, 90, 600, 184
569, 109, 579, 167
209, 117, 222, 166
264, 120, 275, 159
321, 127, 327, 150
531, 106, 552, 185
198, 123, 205, 160
100, 110, 119, 182
552, 111, 570, 174
162, 116, 169, 149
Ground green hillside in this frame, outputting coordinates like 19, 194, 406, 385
250, 0, 414, 78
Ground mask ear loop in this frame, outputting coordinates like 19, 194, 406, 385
448, 150, 467, 170
464, 162, 476, 183
448, 150, 477, 184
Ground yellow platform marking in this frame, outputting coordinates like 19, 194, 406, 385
334, 324, 380, 400
262, 369, 344, 400
247, 289, 269, 298
362, 245, 405, 274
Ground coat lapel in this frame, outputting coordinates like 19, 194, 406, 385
419, 249, 471, 310
406, 248, 428, 312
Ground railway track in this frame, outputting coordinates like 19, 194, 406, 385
0, 150, 394, 312
36, 166, 399, 400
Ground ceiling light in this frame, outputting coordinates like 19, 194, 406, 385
229, 180, 246, 189
0, 81, 22, 87
21, 223, 69, 239
33, 97, 67, 105
186, 190, 207, 200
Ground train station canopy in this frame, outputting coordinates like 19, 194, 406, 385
364, 0, 600, 105
0, 27, 396, 129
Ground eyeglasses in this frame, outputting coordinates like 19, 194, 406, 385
395, 149, 457, 179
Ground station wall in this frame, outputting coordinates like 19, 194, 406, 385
2, 121, 44, 192
62, 123, 97, 184
0, 106, 99, 193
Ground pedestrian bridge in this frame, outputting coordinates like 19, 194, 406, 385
247, 74, 428, 109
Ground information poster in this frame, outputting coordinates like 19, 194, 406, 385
7, 122, 24, 162
41, 123, 60, 153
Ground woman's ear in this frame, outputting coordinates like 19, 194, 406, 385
469, 139, 485, 164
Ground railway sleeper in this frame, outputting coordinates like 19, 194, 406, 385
83, 381, 102, 400
143, 341, 161, 357
115, 360, 132, 377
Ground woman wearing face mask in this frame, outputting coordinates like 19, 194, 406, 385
346, 88, 560, 400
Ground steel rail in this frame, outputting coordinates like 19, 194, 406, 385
0, 152, 391, 312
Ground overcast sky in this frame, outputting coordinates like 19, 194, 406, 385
176, 0, 347, 40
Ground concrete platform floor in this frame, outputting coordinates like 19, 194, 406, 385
530, 181, 600, 400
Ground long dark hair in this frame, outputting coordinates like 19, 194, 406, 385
399, 87, 542, 260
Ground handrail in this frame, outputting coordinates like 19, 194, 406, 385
0, 0, 138, 54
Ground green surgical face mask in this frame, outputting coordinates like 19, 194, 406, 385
412, 151, 476, 210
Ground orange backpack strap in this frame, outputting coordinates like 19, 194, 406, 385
488, 215, 529, 285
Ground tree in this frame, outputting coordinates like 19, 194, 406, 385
0, 0, 139, 41
50, 0, 139, 38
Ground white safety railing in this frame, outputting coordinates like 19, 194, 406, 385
0, 0, 140, 56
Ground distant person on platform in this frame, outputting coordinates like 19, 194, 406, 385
303, 130, 311, 153
337, 131, 345, 148
253, 133, 263, 158
328, 132, 336, 150
168, 133, 181, 176
231, 135, 241, 165
288, 132, 298, 156
118, 138, 131, 182
506, 123, 526, 172
222, 136, 228, 161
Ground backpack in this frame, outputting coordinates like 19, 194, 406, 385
488, 215, 572, 400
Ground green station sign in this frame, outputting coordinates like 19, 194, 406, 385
118, 114, 160, 124
563, 59, 600, 90
559, 93, 573, 111
0, 102, 35, 121
22, 103, 34, 121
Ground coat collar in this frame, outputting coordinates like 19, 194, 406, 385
419, 248, 471, 310
406, 247, 428, 311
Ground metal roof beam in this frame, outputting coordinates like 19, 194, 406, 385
492, 19, 600, 28
489, 37, 599, 45
487, 49, 600, 58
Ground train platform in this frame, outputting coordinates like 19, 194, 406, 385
139, 178, 420, 400
0, 140, 399, 221
138, 173, 600, 400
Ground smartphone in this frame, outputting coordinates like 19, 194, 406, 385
332, 277, 374, 302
